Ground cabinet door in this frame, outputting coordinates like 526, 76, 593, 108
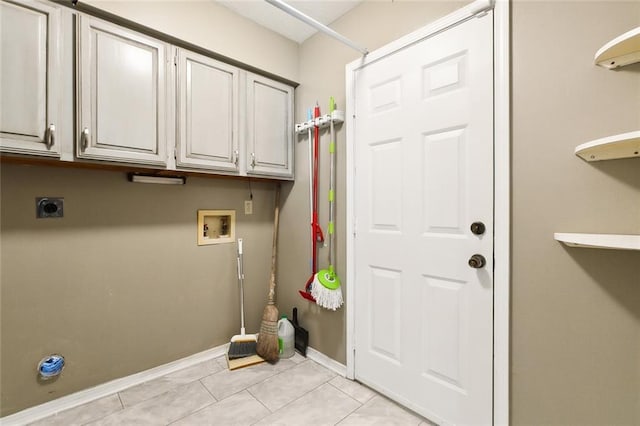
246, 73, 294, 179
0, 0, 61, 157
77, 16, 167, 166
176, 49, 239, 172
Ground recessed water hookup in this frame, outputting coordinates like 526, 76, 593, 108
197, 210, 236, 246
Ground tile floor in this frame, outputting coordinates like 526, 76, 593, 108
29, 353, 432, 425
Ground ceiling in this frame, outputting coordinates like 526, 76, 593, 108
214, 0, 362, 44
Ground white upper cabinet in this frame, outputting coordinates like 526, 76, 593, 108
2, 5, 296, 179
0, 0, 61, 157
76, 15, 168, 166
246, 73, 294, 179
176, 49, 239, 173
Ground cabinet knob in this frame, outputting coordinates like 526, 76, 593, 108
251, 152, 256, 168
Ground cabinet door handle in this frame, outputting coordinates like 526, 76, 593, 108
81, 128, 89, 151
46, 124, 55, 149
234, 150, 239, 167
251, 152, 256, 168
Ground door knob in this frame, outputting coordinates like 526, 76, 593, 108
470, 222, 486, 235
468, 254, 486, 269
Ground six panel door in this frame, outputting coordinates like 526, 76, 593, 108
353, 12, 494, 425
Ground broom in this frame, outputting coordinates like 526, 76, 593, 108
299, 107, 321, 303
256, 184, 281, 362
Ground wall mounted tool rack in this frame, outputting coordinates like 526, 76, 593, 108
295, 110, 345, 134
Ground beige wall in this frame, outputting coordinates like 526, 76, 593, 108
281, 0, 640, 424
85, 0, 299, 81
511, 1, 640, 424
278, 0, 467, 364
3, 0, 640, 422
0, 1, 296, 416
0, 164, 280, 415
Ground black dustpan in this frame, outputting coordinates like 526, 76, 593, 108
290, 307, 309, 356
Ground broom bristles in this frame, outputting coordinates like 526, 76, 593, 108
256, 303, 279, 362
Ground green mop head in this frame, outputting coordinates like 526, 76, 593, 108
311, 266, 343, 311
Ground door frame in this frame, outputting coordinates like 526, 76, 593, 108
345, 0, 510, 424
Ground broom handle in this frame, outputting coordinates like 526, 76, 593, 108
268, 184, 281, 304
238, 238, 246, 332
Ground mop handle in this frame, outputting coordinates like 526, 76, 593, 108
328, 97, 336, 270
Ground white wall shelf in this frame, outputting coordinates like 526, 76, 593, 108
575, 130, 640, 161
594, 26, 640, 69
554, 233, 640, 251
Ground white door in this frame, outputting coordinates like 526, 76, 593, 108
245, 73, 294, 179
0, 0, 60, 157
77, 16, 167, 166
353, 12, 493, 425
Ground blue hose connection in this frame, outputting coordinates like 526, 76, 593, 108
38, 355, 65, 379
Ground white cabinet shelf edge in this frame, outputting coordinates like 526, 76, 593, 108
594, 26, 640, 69
554, 233, 640, 251
575, 130, 640, 161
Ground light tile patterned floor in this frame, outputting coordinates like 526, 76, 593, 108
29, 354, 432, 425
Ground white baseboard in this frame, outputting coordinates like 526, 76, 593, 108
1, 344, 347, 426
0, 344, 229, 426
306, 346, 347, 377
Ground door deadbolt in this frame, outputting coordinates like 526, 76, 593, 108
468, 254, 486, 269
470, 222, 486, 235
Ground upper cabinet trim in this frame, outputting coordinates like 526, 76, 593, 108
53, 0, 299, 88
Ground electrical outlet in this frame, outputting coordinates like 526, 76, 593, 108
244, 200, 253, 215
36, 197, 64, 218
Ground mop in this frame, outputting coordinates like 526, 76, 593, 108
227, 238, 264, 370
311, 97, 344, 310
300, 104, 323, 302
